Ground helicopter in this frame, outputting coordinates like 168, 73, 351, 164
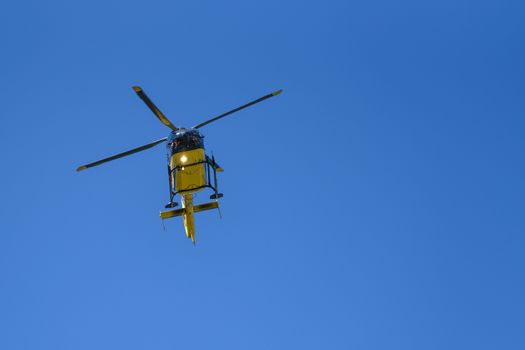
77, 86, 282, 244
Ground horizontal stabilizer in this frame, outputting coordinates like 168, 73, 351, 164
160, 208, 185, 219
160, 201, 219, 220
194, 201, 219, 213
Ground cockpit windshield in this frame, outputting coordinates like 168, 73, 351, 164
167, 129, 204, 154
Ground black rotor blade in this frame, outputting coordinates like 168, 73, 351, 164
76, 137, 168, 172
132, 86, 178, 131
192, 89, 283, 129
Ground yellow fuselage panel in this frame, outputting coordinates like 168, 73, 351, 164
171, 148, 206, 194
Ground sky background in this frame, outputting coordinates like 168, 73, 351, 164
1, 0, 524, 349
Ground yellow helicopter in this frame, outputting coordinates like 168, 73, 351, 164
77, 86, 282, 244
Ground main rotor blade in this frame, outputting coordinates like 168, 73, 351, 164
76, 137, 168, 172
192, 89, 283, 129
132, 86, 178, 131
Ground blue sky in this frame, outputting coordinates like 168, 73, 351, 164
1, 0, 524, 349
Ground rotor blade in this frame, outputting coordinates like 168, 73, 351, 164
192, 89, 283, 129
132, 86, 178, 131
76, 137, 167, 172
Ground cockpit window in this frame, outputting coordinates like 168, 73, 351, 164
169, 130, 204, 154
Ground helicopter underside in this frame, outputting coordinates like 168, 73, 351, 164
171, 148, 207, 193
160, 147, 223, 244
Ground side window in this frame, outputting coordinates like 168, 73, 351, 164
171, 140, 180, 153
191, 136, 200, 147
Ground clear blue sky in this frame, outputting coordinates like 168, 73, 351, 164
1, 1, 524, 349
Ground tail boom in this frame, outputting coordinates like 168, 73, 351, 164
159, 197, 219, 244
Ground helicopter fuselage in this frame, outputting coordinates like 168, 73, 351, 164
167, 128, 206, 195
164, 128, 219, 243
